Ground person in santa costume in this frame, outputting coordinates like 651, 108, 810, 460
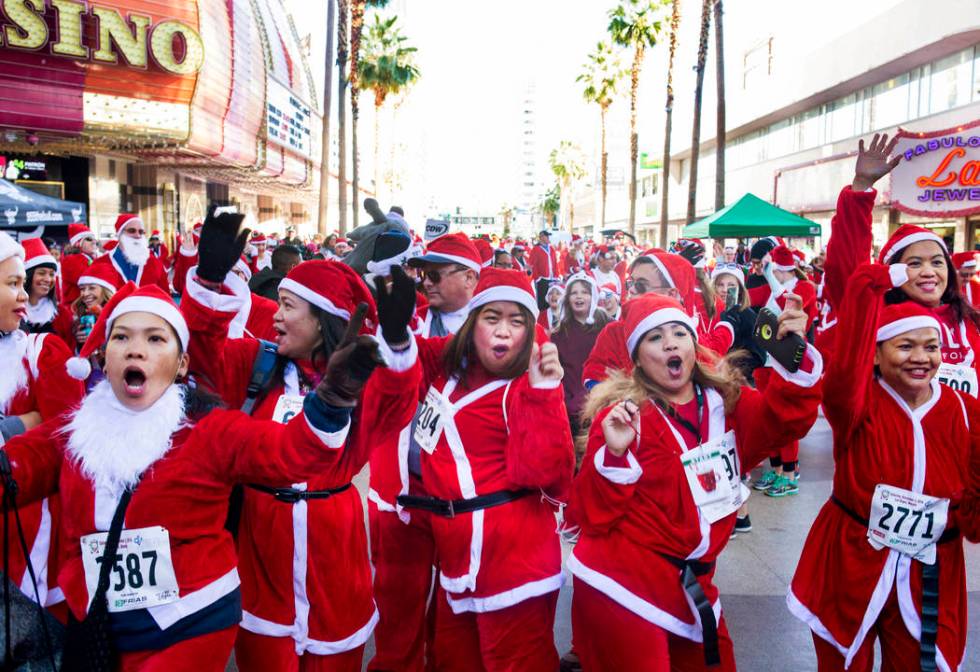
567, 291, 823, 671
171, 222, 204, 297
538, 281, 564, 332
248, 233, 271, 274
19, 237, 62, 335
563, 235, 588, 276
744, 244, 818, 498
824, 134, 980, 394
407, 232, 481, 338
52, 261, 120, 363
87, 214, 170, 295
148, 230, 171, 269
529, 229, 560, 308
510, 242, 530, 275
174, 214, 379, 672
2, 271, 379, 671
788, 261, 980, 672
591, 245, 623, 298
363, 266, 575, 671
951, 250, 980, 309
0, 232, 84, 618
61, 223, 100, 305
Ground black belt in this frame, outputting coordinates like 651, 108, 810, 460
396, 489, 532, 518
830, 494, 958, 672
248, 483, 352, 503
659, 554, 719, 668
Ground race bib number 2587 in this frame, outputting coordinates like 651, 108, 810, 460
80, 526, 180, 613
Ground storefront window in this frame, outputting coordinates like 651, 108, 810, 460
825, 93, 858, 143
869, 74, 910, 130
797, 106, 824, 151
928, 48, 974, 114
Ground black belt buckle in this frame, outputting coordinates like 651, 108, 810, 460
446, 499, 455, 519
272, 488, 303, 504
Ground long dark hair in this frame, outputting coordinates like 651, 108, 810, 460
885, 245, 980, 328
310, 305, 350, 370
26, 265, 57, 302
442, 304, 536, 386
555, 279, 609, 336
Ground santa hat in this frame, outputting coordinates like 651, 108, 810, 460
409, 232, 482, 274
22, 238, 57, 271
878, 225, 947, 264
367, 230, 414, 276
233, 256, 252, 281
952, 251, 978, 270
710, 262, 745, 286
77, 262, 122, 294
68, 223, 93, 246
66, 283, 189, 380
791, 248, 806, 263
624, 294, 697, 358
572, 234, 582, 243
563, 272, 599, 324
103, 240, 118, 252
114, 213, 144, 236
599, 282, 619, 299
511, 242, 526, 252
467, 267, 539, 318
770, 245, 797, 272
149, 230, 161, 239
750, 237, 781, 261
643, 252, 697, 316
876, 302, 943, 343
672, 238, 706, 269
0, 231, 24, 265
278, 260, 377, 331
251, 233, 267, 245
472, 237, 494, 269
595, 245, 615, 260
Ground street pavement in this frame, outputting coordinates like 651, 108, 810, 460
229, 414, 980, 671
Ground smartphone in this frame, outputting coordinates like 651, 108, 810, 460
753, 308, 805, 373
725, 286, 738, 309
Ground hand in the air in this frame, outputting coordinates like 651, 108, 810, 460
852, 133, 901, 192
602, 399, 639, 457
373, 265, 417, 347
196, 207, 249, 283
776, 293, 807, 341
528, 341, 564, 388
316, 303, 385, 408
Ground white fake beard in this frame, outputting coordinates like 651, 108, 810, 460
119, 235, 150, 266
0, 331, 29, 414
64, 380, 186, 493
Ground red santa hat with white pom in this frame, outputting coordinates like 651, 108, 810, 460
467, 267, 539, 318
878, 225, 947, 264
114, 213, 144, 236
624, 293, 697, 358
0, 231, 24, 265
66, 283, 189, 380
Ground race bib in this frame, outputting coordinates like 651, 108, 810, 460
413, 386, 455, 455
680, 434, 734, 517
937, 363, 978, 398
80, 526, 179, 613
682, 431, 746, 523
272, 394, 305, 424
867, 484, 949, 565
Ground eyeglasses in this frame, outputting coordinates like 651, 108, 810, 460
420, 266, 468, 284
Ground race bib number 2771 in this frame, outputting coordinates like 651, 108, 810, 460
867, 484, 949, 565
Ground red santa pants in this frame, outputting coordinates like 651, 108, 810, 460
431, 588, 559, 672
811, 589, 923, 672
118, 625, 237, 672
571, 578, 736, 672
367, 499, 437, 672
234, 629, 364, 672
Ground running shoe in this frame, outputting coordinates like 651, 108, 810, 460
752, 470, 778, 491
734, 515, 752, 533
765, 475, 799, 497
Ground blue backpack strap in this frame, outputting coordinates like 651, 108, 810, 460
240, 339, 281, 415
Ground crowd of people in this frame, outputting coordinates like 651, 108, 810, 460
0, 133, 978, 672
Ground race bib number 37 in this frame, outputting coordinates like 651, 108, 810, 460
867, 484, 949, 565
80, 526, 180, 613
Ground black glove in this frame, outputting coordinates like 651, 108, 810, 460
197, 207, 249, 283
316, 303, 384, 407
722, 306, 766, 362
373, 265, 417, 346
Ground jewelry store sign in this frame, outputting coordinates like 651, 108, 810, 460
892, 121, 980, 218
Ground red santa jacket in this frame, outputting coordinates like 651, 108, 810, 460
1, 332, 84, 606
88, 249, 169, 295
512, 255, 531, 276
789, 263, 980, 671
528, 243, 559, 280
150, 242, 171, 269
180, 276, 377, 655
5, 383, 353, 647
171, 245, 197, 297
60, 252, 94, 305
568, 347, 823, 642
362, 335, 575, 614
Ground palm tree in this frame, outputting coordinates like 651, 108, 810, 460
540, 183, 561, 229
608, 0, 666, 238
686, 0, 712, 224
358, 14, 420, 199
316, 0, 336, 236
658, 0, 680, 248
576, 41, 626, 237
498, 204, 515, 238
348, 0, 389, 229
337, 0, 349, 234
549, 140, 587, 233
714, 0, 726, 211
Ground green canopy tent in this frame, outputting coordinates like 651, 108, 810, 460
682, 193, 821, 238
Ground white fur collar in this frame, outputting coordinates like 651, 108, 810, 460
64, 380, 187, 493
0, 331, 28, 413
25, 297, 56, 325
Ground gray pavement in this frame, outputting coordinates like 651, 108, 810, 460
229, 414, 980, 671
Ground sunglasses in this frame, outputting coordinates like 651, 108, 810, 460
626, 278, 673, 296
420, 266, 468, 284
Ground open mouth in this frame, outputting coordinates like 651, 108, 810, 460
122, 367, 147, 396
904, 367, 932, 380
491, 344, 510, 360
666, 356, 684, 378
13, 307, 27, 319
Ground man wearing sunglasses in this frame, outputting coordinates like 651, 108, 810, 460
407, 232, 481, 337
62, 221, 102, 303
87, 212, 171, 294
